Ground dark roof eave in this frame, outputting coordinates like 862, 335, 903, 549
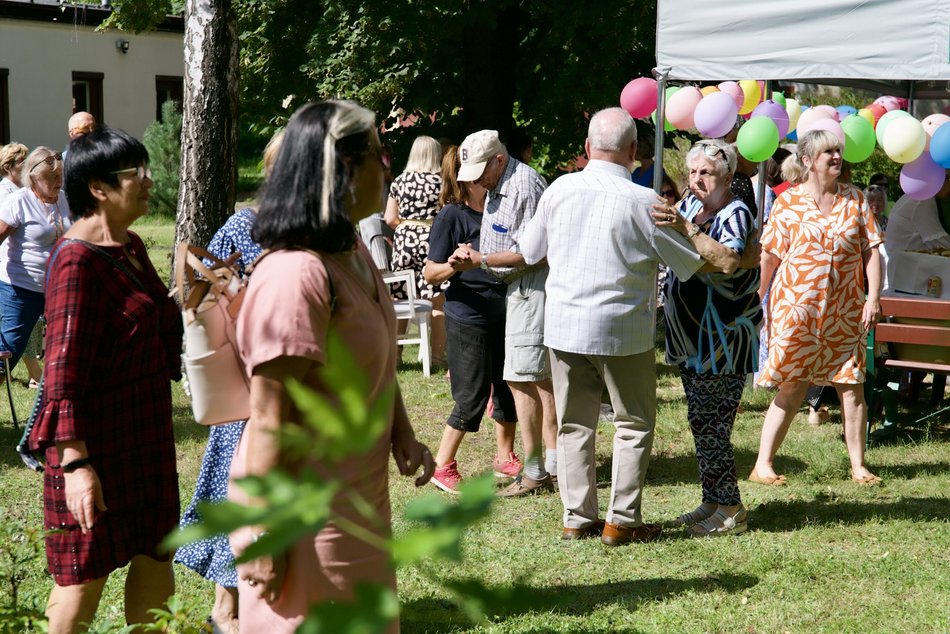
0, 1, 184, 34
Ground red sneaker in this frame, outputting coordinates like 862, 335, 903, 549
493, 452, 523, 479
431, 460, 463, 494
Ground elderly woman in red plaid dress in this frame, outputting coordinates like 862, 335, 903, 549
27, 127, 182, 633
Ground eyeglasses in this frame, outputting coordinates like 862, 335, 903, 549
30, 153, 63, 173
661, 189, 676, 197
110, 165, 152, 180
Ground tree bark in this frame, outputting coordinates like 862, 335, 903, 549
176, 0, 238, 250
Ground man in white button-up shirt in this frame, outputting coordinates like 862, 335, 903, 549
521, 107, 704, 544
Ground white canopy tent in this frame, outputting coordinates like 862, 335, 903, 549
652, 0, 950, 215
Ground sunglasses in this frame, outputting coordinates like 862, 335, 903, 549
661, 188, 676, 197
110, 165, 152, 180
30, 153, 63, 173
697, 142, 726, 161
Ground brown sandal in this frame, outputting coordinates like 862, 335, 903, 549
748, 468, 787, 486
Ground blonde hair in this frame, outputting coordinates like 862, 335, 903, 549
262, 128, 285, 178
782, 130, 842, 185
403, 135, 442, 173
0, 143, 28, 177
22, 147, 61, 189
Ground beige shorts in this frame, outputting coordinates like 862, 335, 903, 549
503, 267, 551, 382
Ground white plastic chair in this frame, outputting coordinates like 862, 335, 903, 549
381, 269, 432, 376
358, 215, 393, 272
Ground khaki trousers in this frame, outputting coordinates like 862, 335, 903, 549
551, 348, 656, 529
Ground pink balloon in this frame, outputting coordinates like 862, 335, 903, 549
922, 114, 950, 150
874, 95, 902, 112
812, 104, 839, 120
808, 118, 846, 147
666, 86, 703, 130
900, 153, 946, 200
796, 107, 836, 137
620, 77, 658, 119
694, 91, 739, 138
751, 100, 790, 139
718, 81, 744, 109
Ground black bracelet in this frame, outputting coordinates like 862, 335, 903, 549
62, 457, 92, 473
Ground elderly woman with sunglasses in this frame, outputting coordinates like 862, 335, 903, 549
27, 128, 182, 633
752, 129, 882, 486
0, 147, 72, 371
652, 138, 761, 537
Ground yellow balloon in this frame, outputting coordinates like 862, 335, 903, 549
785, 98, 801, 132
700, 85, 720, 97
738, 79, 760, 115
857, 108, 875, 127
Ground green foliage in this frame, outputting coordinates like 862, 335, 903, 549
142, 101, 183, 219
0, 509, 48, 634
61, 0, 184, 33
237, 1, 658, 165
164, 336, 497, 631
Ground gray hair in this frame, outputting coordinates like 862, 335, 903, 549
22, 146, 61, 189
686, 139, 737, 179
404, 135, 442, 174
588, 107, 637, 152
781, 129, 842, 185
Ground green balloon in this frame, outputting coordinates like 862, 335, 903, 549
652, 86, 678, 132
772, 91, 786, 108
840, 114, 876, 163
737, 117, 779, 162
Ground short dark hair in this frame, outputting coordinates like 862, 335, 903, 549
64, 127, 148, 219
253, 100, 376, 253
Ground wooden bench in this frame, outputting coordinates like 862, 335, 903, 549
866, 295, 950, 443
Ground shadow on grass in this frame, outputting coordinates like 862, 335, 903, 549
751, 496, 947, 532
400, 572, 758, 633
593, 448, 809, 488
171, 404, 217, 443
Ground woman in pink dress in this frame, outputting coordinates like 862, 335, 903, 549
230, 100, 435, 633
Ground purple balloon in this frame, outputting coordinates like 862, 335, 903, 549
900, 153, 946, 200
693, 91, 739, 138
751, 100, 790, 139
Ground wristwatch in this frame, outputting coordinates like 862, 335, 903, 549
686, 224, 702, 239
480, 252, 489, 270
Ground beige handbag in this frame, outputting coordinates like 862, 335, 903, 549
174, 242, 250, 425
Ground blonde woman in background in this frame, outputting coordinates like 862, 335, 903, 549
385, 135, 448, 364
752, 129, 882, 486
0, 143, 43, 387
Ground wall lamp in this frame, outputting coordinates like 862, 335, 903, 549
116, 39, 130, 54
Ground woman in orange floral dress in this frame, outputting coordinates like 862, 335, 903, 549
751, 130, 883, 485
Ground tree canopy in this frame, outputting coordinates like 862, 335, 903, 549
98, 1, 658, 168
238, 1, 658, 167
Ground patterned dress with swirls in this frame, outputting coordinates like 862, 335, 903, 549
756, 184, 882, 387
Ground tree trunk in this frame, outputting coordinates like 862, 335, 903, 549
176, 0, 238, 250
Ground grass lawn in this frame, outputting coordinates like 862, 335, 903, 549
0, 217, 947, 632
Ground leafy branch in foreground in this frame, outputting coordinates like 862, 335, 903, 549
164, 335, 498, 631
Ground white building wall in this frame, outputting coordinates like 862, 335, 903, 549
0, 19, 182, 149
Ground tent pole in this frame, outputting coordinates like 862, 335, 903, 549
652, 67, 670, 194
908, 82, 917, 117
754, 80, 771, 229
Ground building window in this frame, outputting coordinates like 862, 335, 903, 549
0, 69, 9, 145
155, 76, 183, 122
72, 71, 104, 123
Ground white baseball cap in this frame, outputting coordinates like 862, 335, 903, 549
457, 130, 505, 182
